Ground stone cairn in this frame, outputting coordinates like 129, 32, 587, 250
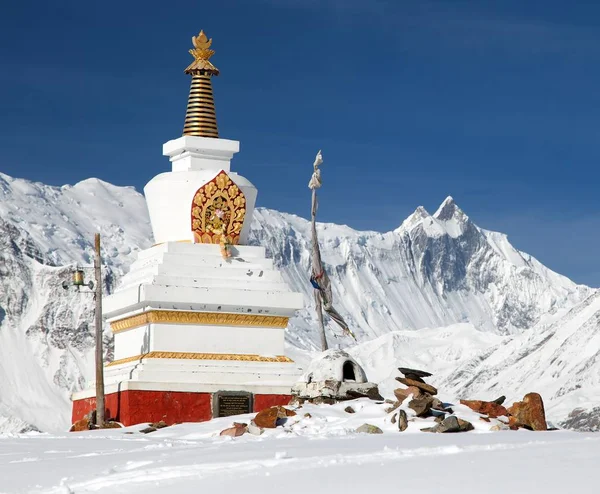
388, 367, 549, 433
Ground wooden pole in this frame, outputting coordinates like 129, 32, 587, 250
94, 233, 105, 427
311, 187, 328, 351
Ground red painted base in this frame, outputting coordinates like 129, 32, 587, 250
72, 390, 292, 427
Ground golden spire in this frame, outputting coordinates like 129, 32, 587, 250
182, 30, 219, 138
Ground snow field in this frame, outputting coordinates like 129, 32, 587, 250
0, 400, 598, 493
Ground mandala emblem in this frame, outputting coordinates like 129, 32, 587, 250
191, 170, 246, 245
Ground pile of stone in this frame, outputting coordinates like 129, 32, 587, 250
389, 367, 549, 433
388, 367, 473, 433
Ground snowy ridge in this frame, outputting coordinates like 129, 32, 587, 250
253, 196, 590, 348
0, 173, 596, 431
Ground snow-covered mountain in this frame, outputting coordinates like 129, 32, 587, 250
0, 172, 596, 432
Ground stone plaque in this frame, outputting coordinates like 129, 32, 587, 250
214, 392, 253, 418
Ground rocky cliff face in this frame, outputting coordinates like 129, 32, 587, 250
0, 172, 594, 431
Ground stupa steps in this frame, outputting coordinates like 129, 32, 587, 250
136, 243, 267, 261
104, 367, 301, 385
129, 252, 275, 271
113, 323, 286, 360
118, 263, 285, 288
104, 283, 303, 319
104, 359, 300, 374
117, 275, 289, 292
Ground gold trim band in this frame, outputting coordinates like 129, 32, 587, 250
111, 310, 290, 334
107, 351, 294, 367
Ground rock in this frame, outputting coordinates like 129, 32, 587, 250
101, 421, 123, 429
492, 396, 506, 406
408, 395, 434, 417
344, 406, 355, 414
140, 426, 157, 434
151, 420, 168, 429
460, 399, 508, 418
346, 386, 384, 401
254, 406, 296, 429
423, 416, 474, 433
398, 410, 408, 432
508, 393, 547, 431
398, 367, 432, 378
385, 401, 401, 414
394, 386, 422, 403
490, 423, 510, 431
434, 415, 445, 423
220, 423, 247, 437
303, 413, 312, 419
356, 423, 383, 434
480, 417, 491, 423
247, 421, 264, 436
396, 377, 437, 395
69, 418, 91, 432
391, 413, 397, 424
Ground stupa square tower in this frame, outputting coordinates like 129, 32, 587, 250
72, 31, 303, 426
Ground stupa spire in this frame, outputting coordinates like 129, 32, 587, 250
182, 30, 219, 138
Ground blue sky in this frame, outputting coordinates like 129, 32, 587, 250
1, 0, 600, 285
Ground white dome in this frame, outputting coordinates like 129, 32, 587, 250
301, 350, 368, 384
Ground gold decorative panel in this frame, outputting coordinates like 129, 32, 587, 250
106, 351, 294, 367
191, 170, 246, 245
110, 310, 289, 334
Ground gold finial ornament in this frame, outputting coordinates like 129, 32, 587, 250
183, 30, 220, 138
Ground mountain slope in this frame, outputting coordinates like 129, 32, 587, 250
252, 197, 590, 349
0, 172, 594, 431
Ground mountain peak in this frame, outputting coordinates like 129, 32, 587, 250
433, 196, 467, 222
396, 205, 431, 232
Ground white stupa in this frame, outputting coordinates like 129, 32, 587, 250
72, 30, 303, 425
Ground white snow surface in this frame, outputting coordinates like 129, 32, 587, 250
0, 400, 598, 493
0, 172, 598, 432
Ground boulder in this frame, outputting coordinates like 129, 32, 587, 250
344, 406, 356, 414
220, 423, 248, 437
422, 416, 474, 433
69, 418, 91, 432
394, 386, 422, 403
398, 410, 408, 432
356, 423, 383, 434
346, 386, 384, 401
492, 396, 506, 406
398, 367, 432, 378
101, 421, 123, 429
151, 420, 168, 429
247, 421, 264, 436
460, 399, 508, 418
508, 393, 547, 431
408, 395, 434, 417
396, 377, 437, 395
254, 406, 297, 429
